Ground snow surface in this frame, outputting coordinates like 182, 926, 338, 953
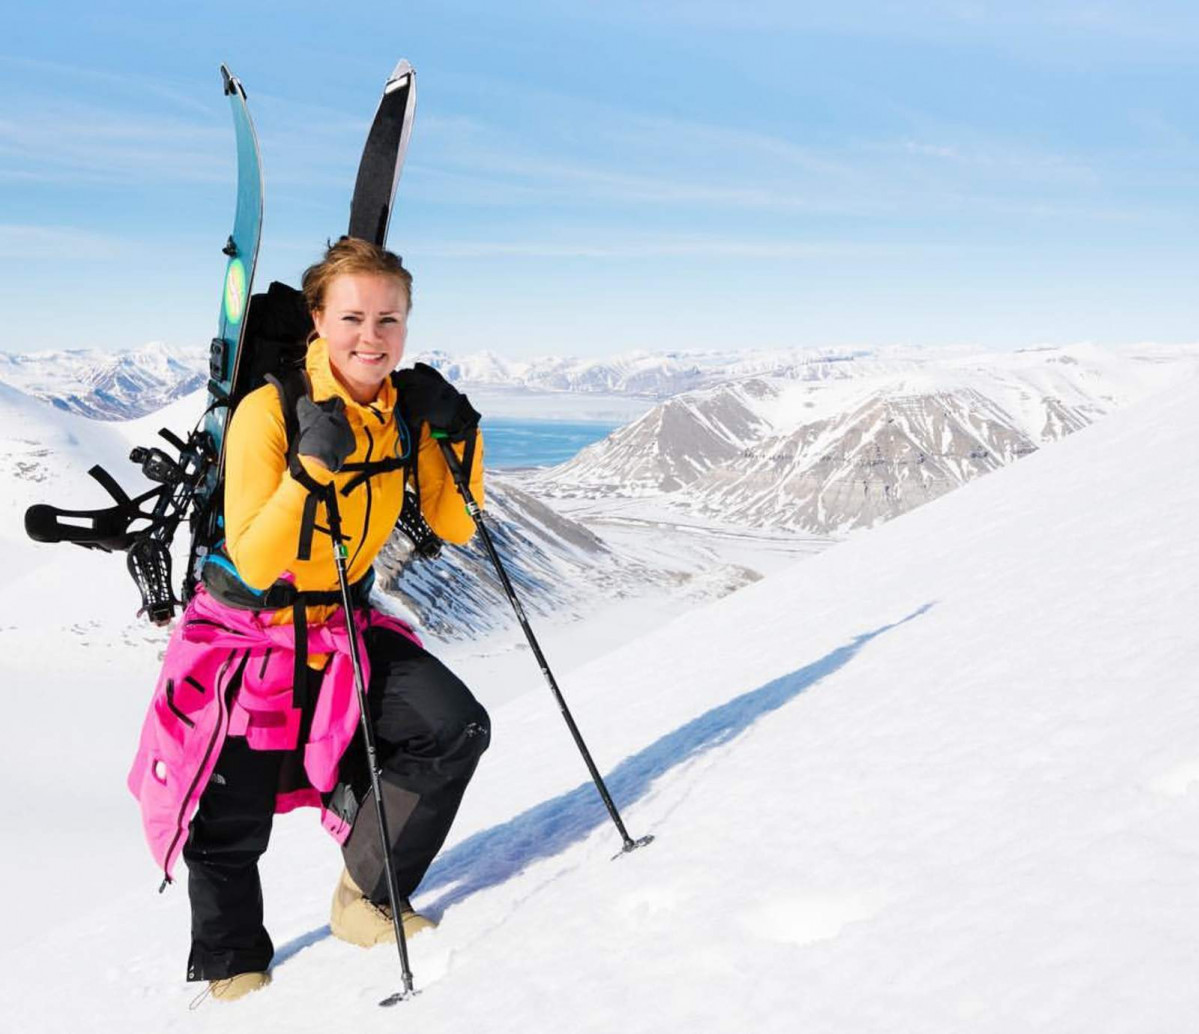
2, 366, 1198, 1032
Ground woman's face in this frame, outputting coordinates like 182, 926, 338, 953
313, 273, 409, 404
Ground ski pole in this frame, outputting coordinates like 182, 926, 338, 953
323, 490, 417, 1005
434, 434, 653, 858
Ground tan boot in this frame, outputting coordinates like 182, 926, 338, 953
208, 971, 271, 1002
330, 868, 436, 948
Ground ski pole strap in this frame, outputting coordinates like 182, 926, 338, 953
297, 488, 323, 561
431, 428, 477, 487
461, 432, 477, 486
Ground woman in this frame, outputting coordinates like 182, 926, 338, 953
128, 238, 490, 1002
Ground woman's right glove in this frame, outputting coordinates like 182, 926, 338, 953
394, 362, 481, 441
295, 395, 356, 472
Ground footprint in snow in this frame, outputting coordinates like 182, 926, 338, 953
740, 891, 885, 947
1145, 760, 1199, 798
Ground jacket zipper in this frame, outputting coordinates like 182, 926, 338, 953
347, 423, 375, 574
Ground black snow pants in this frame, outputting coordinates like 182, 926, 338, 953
183, 625, 490, 981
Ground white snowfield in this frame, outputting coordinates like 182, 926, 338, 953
1, 369, 1198, 1033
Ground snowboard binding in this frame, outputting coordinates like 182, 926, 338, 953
25, 425, 214, 624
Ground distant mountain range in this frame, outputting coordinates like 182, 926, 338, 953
0, 340, 1005, 419
6, 338, 1197, 583
0, 343, 206, 421
522, 343, 1199, 535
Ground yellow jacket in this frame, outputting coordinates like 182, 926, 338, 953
222, 337, 483, 624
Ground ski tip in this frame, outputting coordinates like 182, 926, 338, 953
219, 64, 244, 99
385, 58, 415, 91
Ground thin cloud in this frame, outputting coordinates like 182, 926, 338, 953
413, 237, 933, 259
0, 224, 129, 260
0, 104, 227, 185
0, 55, 216, 117
532, 0, 1199, 48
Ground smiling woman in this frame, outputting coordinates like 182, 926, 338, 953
126, 236, 491, 1003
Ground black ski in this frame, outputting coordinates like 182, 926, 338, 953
348, 59, 417, 246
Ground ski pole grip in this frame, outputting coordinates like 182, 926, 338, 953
433, 434, 477, 511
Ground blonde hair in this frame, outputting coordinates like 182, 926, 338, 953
301, 237, 413, 314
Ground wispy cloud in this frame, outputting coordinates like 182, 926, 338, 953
0, 55, 217, 117
533, 0, 1199, 48
0, 224, 129, 260
0, 103, 227, 185
413, 236, 940, 260
406, 100, 1119, 227
408, 109, 883, 215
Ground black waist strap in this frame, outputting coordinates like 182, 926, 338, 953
201, 558, 374, 709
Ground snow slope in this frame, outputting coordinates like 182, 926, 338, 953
1, 367, 1197, 1032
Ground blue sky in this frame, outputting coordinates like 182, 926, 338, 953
4, 1, 1199, 357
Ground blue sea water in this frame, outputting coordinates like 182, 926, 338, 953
481, 417, 620, 469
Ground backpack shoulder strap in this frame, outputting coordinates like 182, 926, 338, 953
264, 368, 327, 561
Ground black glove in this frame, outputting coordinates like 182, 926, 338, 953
295, 395, 356, 472
394, 362, 481, 441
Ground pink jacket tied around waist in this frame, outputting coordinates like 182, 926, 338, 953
127, 586, 420, 884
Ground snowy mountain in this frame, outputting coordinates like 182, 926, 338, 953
0, 341, 897, 416
2, 343, 1196, 1032
0, 340, 1039, 417
516, 377, 780, 496
529, 343, 1199, 534
0, 342, 207, 420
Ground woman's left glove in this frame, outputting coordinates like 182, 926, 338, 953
295, 395, 357, 472
395, 362, 481, 442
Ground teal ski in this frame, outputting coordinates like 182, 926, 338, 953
201, 64, 265, 499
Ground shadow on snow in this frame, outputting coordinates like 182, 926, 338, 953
274, 603, 932, 966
